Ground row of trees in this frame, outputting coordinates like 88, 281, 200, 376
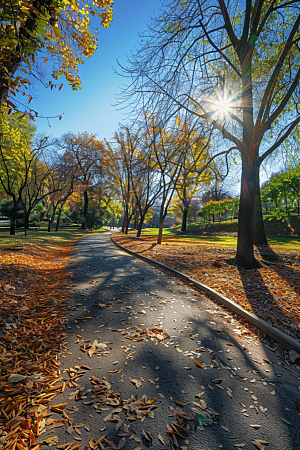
0, 109, 121, 235
198, 198, 240, 223
2, 0, 300, 268
262, 165, 300, 217
116, 0, 300, 268
106, 113, 217, 243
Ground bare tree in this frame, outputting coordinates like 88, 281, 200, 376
119, 0, 300, 267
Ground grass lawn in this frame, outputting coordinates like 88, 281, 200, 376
0, 227, 107, 251
130, 228, 300, 250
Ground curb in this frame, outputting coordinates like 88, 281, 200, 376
110, 235, 300, 353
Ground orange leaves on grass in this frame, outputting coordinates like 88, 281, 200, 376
0, 242, 74, 449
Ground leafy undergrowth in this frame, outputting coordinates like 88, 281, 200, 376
0, 233, 85, 450
113, 234, 300, 341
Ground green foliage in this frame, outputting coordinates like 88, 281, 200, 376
1, 0, 115, 110
0, 109, 35, 193
0, 198, 24, 224
262, 165, 300, 216
198, 198, 239, 223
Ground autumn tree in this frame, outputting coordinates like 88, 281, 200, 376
21, 140, 56, 235
0, 109, 36, 234
0, 0, 114, 112
61, 132, 106, 229
106, 130, 138, 234
120, 0, 300, 267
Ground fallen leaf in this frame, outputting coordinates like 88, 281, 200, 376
158, 434, 165, 445
280, 417, 292, 425
43, 436, 59, 446
8, 374, 27, 383
252, 439, 269, 450
193, 360, 202, 368
129, 377, 142, 388
143, 430, 153, 444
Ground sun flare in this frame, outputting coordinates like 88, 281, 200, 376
215, 98, 231, 115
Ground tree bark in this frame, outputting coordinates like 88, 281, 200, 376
157, 204, 166, 245
55, 207, 62, 232
181, 207, 188, 232
81, 190, 88, 229
157, 219, 164, 245
136, 214, 145, 237
122, 205, 128, 233
10, 211, 16, 236
235, 157, 259, 268
253, 165, 268, 245
24, 203, 27, 236
48, 218, 51, 232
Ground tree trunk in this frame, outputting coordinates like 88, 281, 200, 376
136, 214, 145, 237
25, 209, 30, 235
122, 205, 128, 233
48, 218, 51, 232
157, 220, 164, 245
10, 211, 16, 236
181, 207, 188, 232
55, 207, 62, 232
253, 166, 268, 246
235, 157, 258, 268
157, 204, 165, 245
81, 190, 88, 229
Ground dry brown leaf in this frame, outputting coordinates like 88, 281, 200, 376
158, 434, 165, 445
143, 430, 153, 443
129, 377, 142, 388
252, 440, 269, 450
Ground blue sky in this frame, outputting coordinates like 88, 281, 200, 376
30, 0, 161, 140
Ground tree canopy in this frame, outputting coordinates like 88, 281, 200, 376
0, 0, 114, 112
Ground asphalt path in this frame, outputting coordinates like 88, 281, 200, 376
43, 232, 300, 450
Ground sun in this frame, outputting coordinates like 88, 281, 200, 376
214, 94, 233, 117
215, 97, 232, 115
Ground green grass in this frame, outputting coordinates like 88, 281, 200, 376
0, 227, 107, 249
128, 227, 299, 249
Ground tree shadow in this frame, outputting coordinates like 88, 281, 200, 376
237, 264, 299, 335
138, 243, 157, 253
255, 244, 280, 262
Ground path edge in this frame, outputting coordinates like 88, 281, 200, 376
110, 235, 300, 353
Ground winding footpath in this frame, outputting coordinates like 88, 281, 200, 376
43, 232, 300, 450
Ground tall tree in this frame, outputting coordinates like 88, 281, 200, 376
121, 0, 300, 267
0, 109, 35, 234
62, 132, 106, 229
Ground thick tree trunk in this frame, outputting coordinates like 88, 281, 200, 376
122, 205, 128, 233
136, 214, 145, 237
235, 158, 258, 268
253, 166, 268, 246
81, 190, 88, 229
157, 220, 164, 245
10, 212, 16, 236
181, 208, 188, 232
55, 207, 62, 232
